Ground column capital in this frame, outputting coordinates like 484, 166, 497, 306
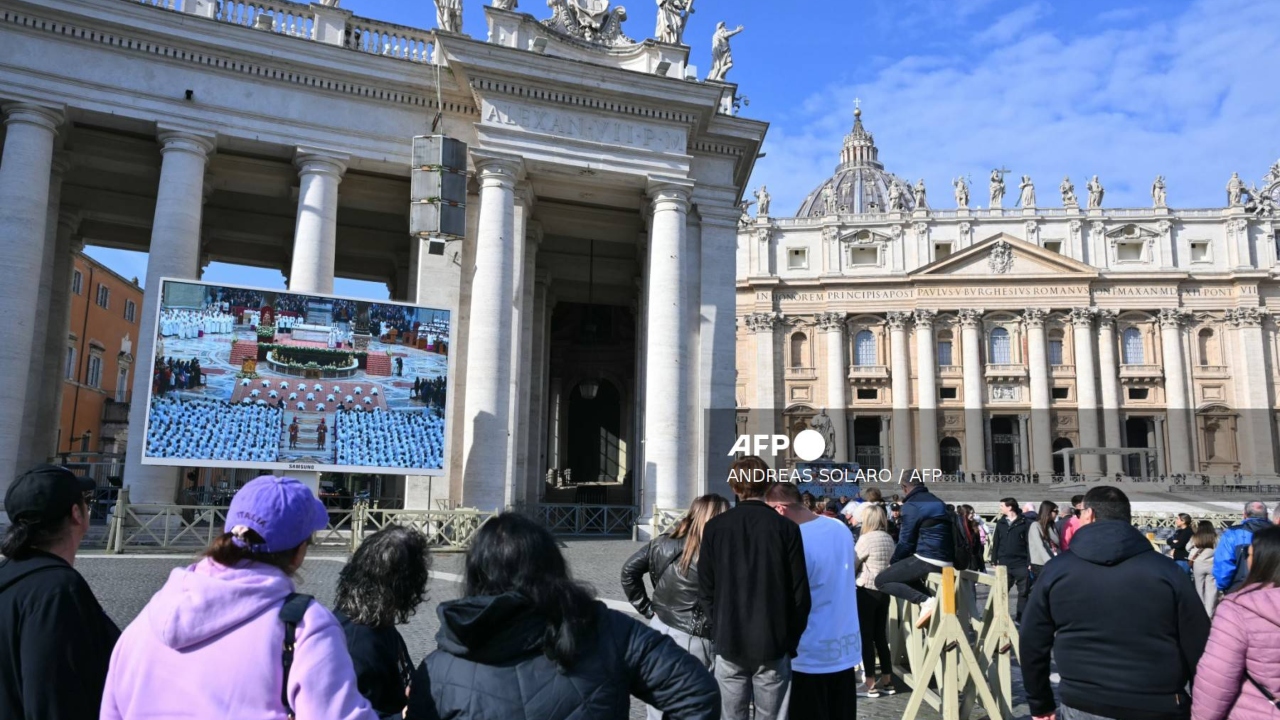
156, 126, 217, 158
913, 308, 938, 328
957, 308, 984, 327
1096, 308, 1117, 328
471, 151, 524, 187
57, 210, 83, 237
815, 311, 846, 332
1023, 307, 1048, 328
1225, 306, 1269, 327
1, 102, 65, 133
886, 311, 913, 331
294, 146, 349, 179
1069, 306, 1096, 328
1158, 307, 1189, 328
647, 177, 694, 212
745, 312, 781, 333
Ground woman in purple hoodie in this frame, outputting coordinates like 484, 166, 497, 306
100, 475, 378, 720
1192, 524, 1280, 720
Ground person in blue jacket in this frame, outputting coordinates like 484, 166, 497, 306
1214, 500, 1272, 594
874, 476, 955, 628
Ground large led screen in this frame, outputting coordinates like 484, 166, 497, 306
141, 279, 450, 475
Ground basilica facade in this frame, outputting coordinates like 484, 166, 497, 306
0, 0, 763, 524
737, 109, 1280, 481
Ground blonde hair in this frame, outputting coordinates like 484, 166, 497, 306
860, 503, 888, 534
671, 494, 731, 575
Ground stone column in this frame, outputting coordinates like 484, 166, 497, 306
1228, 307, 1276, 475
643, 179, 693, 512
460, 153, 523, 511
817, 312, 848, 462
915, 309, 939, 470
1017, 413, 1031, 475
1153, 416, 1167, 476
36, 213, 82, 462
527, 270, 551, 502
697, 204, 741, 495
19, 153, 70, 470
123, 128, 217, 504
1159, 308, 1193, 474
1096, 310, 1123, 473
1025, 309, 1053, 477
1070, 307, 1101, 476
288, 147, 348, 295
511, 211, 538, 506
748, 312, 780, 441
959, 309, 986, 475
0, 102, 63, 490
887, 311, 913, 472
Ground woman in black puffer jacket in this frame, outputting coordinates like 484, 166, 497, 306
621, 494, 729, 678
406, 513, 720, 720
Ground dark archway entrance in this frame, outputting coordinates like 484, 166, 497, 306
1052, 437, 1074, 477
1125, 417, 1151, 476
940, 437, 961, 475
566, 379, 623, 487
989, 416, 1020, 474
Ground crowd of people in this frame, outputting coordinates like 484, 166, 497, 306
151, 356, 203, 395
334, 408, 445, 469
412, 376, 446, 409
8, 459, 1280, 720
159, 307, 237, 338
144, 396, 282, 462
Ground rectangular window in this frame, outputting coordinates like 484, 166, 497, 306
936, 340, 953, 366
96, 284, 110, 309
1190, 242, 1210, 262
849, 247, 878, 266
787, 248, 808, 270
934, 243, 952, 261
124, 300, 137, 323
939, 387, 958, 400
1052, 387, 1070, 400
1044, 241, 1063, 254
1117, 242, 1143, 262
1048, 340, 1064, 365
1127, 388, 1150, 401
856, 388, 878, 400
86, 355, 103, 388
72, 270, 83, 295
65, 346, 76, 380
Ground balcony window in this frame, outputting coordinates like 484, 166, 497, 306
1122, 327, 1144, 364
937, 340, 953, 366
854, 330, 876, 366
1048, 339, 1064, 365
989, 327, 1011, 364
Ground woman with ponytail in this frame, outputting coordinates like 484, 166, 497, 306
407, 512, 720, 720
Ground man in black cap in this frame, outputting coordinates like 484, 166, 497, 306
0, 464, 121, 720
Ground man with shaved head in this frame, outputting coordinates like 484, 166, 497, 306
1213, 500, 1272, 594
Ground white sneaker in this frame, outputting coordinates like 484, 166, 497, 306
915, 598, 937, 629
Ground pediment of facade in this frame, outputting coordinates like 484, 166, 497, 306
911, 233, 1098, 279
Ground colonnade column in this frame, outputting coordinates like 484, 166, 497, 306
914, 309, 939, 470
0, 102, 64, 491
460, 153, 523, 511
510, 209, 539, 506
1096, 310, 1123, 473
958, 309, 986, 475
1228, 307, 1276, 475
36, 213, 83, 462
817, 312, 848, 462
887, 312, 913, 472
288, 147, 348, 295
696, 204, 741, 495
527, 269, 551, 502
123, 127, 217, 504
1025, 309, 1054, 476
1070, 307, 1101, 476
643, 179, 693, 513
1159, 308, 1193, 474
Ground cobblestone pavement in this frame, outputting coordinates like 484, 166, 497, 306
80, 539, 1032, 719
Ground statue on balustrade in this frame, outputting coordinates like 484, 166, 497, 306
655, 0, 693, 45
1018, 175, 1036, 208
755, 185, 771, 216
1086, 175, 1105, 209
953, 176, 969, 209
708, 22, 744, 82
1227, 172, 1246, 207
888, 181, 905, 211
1151, 175, 1167, 208
913, 179, 928, 210
1060, 176, 1077, 207
493, 0, 517, 9
435, 0, 462, 33
989, 168, 1006, 209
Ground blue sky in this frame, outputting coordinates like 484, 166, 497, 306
88, 0, 1280, 295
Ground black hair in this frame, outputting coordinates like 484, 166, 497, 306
824, 499, 842, 515
1241, 525, 1280, 592
1083, 485, 1131, 523
336, 526, 431, 627
1000, 497, 1018, 511
1037, 501, 1059, 540
464, 513, 597, 667
0, 499, 86, 560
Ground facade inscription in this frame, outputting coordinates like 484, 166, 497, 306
481, 99, 687, 153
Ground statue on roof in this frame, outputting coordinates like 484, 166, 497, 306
1086, 175, 1105, 209
1152, 175, 1167, 208
953, 177, 969, 209
1227, 172, 1246, 207
1060, 176, 1077, 208
913, 179, 928, 210
435, 0, 462, 33
492, 0, 517, 9
1018, 175, 1036, 208
989, 169, 1006, 209
544, 0, 635, 46
1266, 159, 1280, 186
754, 185, 771, 217
737, 198, 755, 227
708, 22, 743, 82
888, 181, 905, 212
656, 0, 693, 45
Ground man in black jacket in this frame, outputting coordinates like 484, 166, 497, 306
699, 456, 810, 720
0, 465, 121, 720
874, 478, 954, 629
1020, 486, 1209, 720
990, 497, 1032, 621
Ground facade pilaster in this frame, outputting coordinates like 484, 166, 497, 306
1159, 308, 1193, 474
643, 179, 694, 513
1070, 307, 1101, 476
914, 309, 939, 470
460, 152, 523, 511
1153, 416, 1167, 476
748, 312, 781, 442
123, 127, 217, 504
0, 102, 63, 492
1017, 413, 1031, 475
1025, 309, 1053, 476
816, 312, 848, 462
1227, 307, 1276, 476
958, 309, 986, 474
1096, 310, 1123, 473
288, 147, 348, 294
887, 311, 913, 472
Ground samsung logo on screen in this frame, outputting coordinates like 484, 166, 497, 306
288, 463, 317, 471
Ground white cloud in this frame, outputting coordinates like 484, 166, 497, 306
751, 0, 1280, 216
973, 2, 1049, 45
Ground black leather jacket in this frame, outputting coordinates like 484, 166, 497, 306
621, 534, 709, 637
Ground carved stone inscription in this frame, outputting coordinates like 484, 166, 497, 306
482, 99, 687, 152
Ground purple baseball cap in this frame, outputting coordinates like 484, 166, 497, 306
225, 476, 329, 553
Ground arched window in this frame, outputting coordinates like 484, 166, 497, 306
854, 330, 876, 366
1122, 327, 1144, 364
989, 327, 1011, 364
790, 332, 808, 368
1198, 328, 1217, 366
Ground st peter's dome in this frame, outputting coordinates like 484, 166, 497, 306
796, 108, 916, 217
